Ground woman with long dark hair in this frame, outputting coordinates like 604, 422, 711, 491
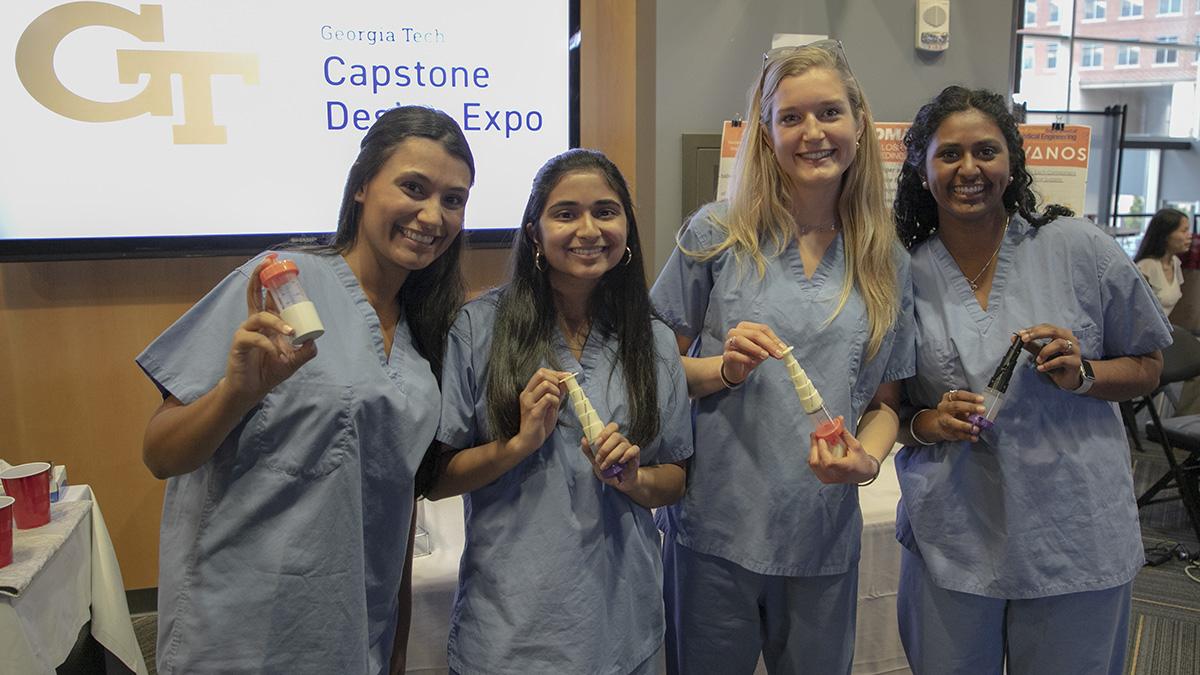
1134, 207, 1191, 316
894, 86, 1169, 673
138, 105, 471, 674
428, 149, 691, 674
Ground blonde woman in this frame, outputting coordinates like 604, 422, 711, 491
651, 41, 915, 674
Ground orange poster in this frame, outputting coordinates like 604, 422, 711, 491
715, 120, 746, 202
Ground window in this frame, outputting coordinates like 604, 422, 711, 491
1047, 43, 1059, 68
1023, 43, 1035, 69
1121, 0, 1143, 17
1081, 43, 1104, 67
1118, 44, 1140, 65
1049, 0, 1061, 24
1156, 36, 1179, 64
1158, 0, 1182, 15
1026, 0, 1037, 25
1084, 0, 1107, 20
1195, 35, 1200, 63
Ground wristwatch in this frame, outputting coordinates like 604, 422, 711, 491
1069, 359, 1095, 395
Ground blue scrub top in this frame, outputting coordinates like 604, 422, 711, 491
897, 215, 1172, 598
436, 291, 693, 675
137, 251, 438, 675
650, 203, 916, 576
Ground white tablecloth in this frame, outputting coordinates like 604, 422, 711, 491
408, 456, 910, 675
0, 485, 148, 674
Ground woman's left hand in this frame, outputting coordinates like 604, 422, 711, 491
1017, 324, 1083, 390
581, 422, 641, 491
807, 418, 880, 484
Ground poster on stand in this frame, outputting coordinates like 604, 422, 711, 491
715, 120, 745, 202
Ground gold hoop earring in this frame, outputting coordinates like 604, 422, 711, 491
534, 247, 546, 272
622, 246, 633, 266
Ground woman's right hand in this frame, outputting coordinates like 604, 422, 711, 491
721, 321, 788, 386
922, 388, 986, 443
508, 368, 568, 456
224, 259, 318, 405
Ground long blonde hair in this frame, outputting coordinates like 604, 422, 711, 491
685, 44, 899, 359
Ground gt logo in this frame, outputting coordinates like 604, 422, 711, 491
15, 2, 259, 144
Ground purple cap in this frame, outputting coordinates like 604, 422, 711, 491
966, 413, 994, 432
601, 462, 625, 480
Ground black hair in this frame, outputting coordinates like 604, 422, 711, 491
1134, 208, 1190, 262
327, 105, 473, 497
893, 86, 1073, 249
484, 149, 661, 446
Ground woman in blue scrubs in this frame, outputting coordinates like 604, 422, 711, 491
429, 149, 693, 674
651, 41, 915, 674
137, 106, 473, 675
893, 86, 1170, 674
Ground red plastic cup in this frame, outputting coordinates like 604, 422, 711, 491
0, 496, 13, 568
1, 462, 51, 529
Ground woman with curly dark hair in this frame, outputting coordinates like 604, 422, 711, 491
893, 86, 1170, 674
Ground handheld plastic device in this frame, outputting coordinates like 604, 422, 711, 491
259, 254, 325, 346
966, 334, 1025, 432
782, 346, 846, 458
561, 373, 625, 479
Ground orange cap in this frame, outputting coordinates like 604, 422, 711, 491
814, 417, 844, 446
258, 253, 299, 287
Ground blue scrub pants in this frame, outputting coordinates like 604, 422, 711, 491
897, 546, 1132, 675
662, 537, 858, 675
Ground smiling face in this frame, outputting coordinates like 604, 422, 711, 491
923, 108, 1011, 227
347, 136, 472, 281
768, 67, 862, 194
532, 170, 628, 290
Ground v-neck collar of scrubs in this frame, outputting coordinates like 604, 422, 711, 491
786, 230, 842, 289
930, 217, 1026, 331
330, 254, 406, 368
554, 322, 601, 378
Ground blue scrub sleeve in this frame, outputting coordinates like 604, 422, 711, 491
651, 332, 695, 466
437, 308, 483, 450
881, 251, 918, 383
136, 265, 254, 404
651, 208, 720, 340
1096, 239, 1173, 355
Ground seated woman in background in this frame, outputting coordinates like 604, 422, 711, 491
428, 149, 692, 675
1134, 207, 1191, 317
137, 106, 472, 674
893, 86, 1169, 675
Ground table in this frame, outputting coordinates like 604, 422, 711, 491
408, 455, 911, 675
0, 485, 148, 674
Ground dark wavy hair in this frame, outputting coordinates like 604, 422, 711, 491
328, 105, 473, 497
1134, 208, 1190, 262
484, 149, 661, 446
327, 105, 473, 381
894, 86, 1073, 249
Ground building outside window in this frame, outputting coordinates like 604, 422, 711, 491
1050, 0, 1062, 23
1028, 0, 1039, 25
1158, 0, 1182, 16
1156, 36, 1179, 64
1015, 0, 1200, 241
1118, 44, 1141, 65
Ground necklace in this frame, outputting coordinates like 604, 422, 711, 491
964, 220, 1009, 292
795, 222, 839, 236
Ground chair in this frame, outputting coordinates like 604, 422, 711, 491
1138, 324, 1200, 544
